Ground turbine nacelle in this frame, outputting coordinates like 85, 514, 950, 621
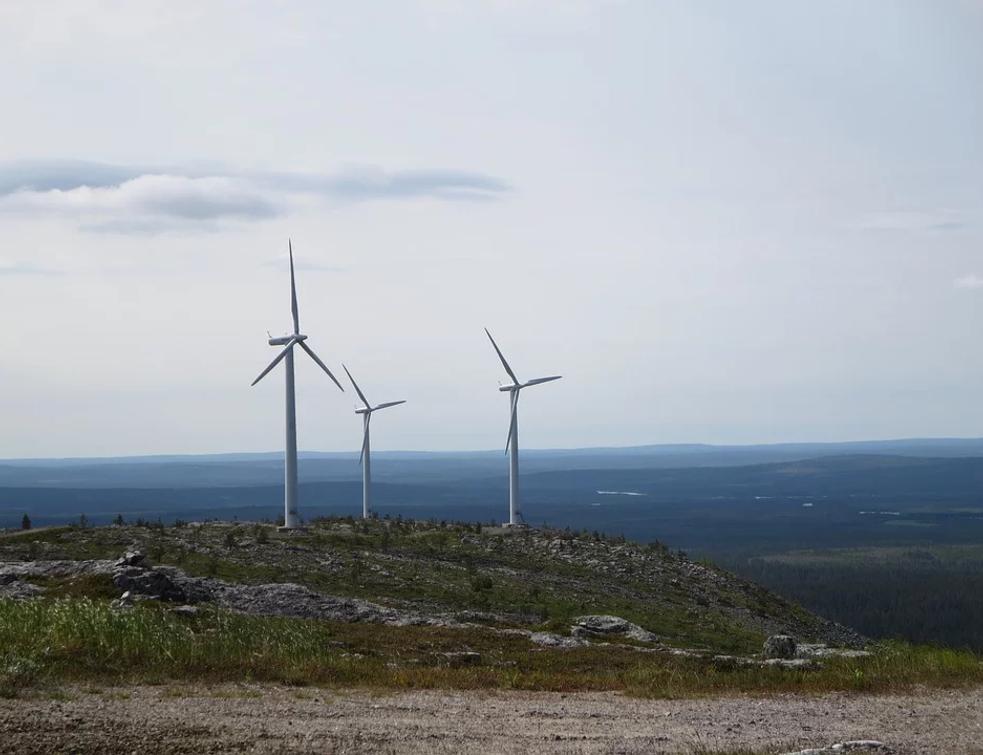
269, 334, 307, 346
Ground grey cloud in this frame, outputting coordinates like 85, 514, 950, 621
263, 167, 510, 201
0, 159, 144, 194
0, 160, 510, 231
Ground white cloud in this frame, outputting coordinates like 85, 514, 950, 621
0, 161, 509, 233
954, 274, 983, 289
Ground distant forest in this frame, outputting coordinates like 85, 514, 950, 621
731, 551, 983, 651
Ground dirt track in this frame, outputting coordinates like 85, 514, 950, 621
1, 684, 982, 754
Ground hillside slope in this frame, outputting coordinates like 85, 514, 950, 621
0, 518, 858, 653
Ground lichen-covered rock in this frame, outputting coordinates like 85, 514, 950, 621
796, 643, 871, 659
114, 550, 147, 568
575, 615, 631, 634
529, 632, 587, 648
572, 615, 660, 643
0, 577, 45, 600
763, 634, 797, 659
112, 566, 189, 602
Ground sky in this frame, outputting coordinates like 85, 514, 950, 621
1, 0, 982, 457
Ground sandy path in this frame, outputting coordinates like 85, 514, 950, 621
1, 685, 982, 754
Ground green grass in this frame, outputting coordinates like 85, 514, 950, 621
1, 597, 980, 699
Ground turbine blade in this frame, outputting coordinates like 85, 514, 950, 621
373, 400, 406, 411
289, 239, 300, 334
250, 338, 297, 386
505, 391, 518, 455
298, 340, 344, 392
359, 414, 370, 465
343, 364, 370, 408
522, 375, 562, 388
485, 328, 519, 384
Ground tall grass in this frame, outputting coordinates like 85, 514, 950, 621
0, 599, 369, 692
2, 598, 981, 698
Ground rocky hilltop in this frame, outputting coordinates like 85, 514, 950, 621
0, 517, 860, 655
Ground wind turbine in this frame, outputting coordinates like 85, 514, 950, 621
484, 328, 561, 526
343, 365, 405, 519
251, 241, 344, 529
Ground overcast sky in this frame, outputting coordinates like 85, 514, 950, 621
1, 0, 982, 457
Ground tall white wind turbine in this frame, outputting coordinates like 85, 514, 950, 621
484, 328, 561, 526
251, 241, 344, 529
343, 365, 405, 519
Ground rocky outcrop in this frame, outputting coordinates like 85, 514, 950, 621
763, 634, 797, 659
0, 559, 116, 579
0, 573, 46, 600
796, 643, 872, 660
529, 631, 587, 648
571, 615, 660, 643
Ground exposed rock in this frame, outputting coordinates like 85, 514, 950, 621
712, 653, 818, 671
574, 615, 632, 634
171, 605, 200, 617
797, 643, 872, 660
529, 632, 587, 648
0, 560, 116, 579
211, 580, 402, 624
0, 578, 45, 600
114, 550, 147, 568
112, 566, 191, 603
782, 741, 890, 754
763, 634, 797, 659
438, 651, 481, 667
572, 614, 660, 643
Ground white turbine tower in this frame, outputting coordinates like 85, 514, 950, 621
343, 365, 406, 519
484, 328, 561, 526
251, 241, 344, 529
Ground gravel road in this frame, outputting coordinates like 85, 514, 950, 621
1, 684, 981, 754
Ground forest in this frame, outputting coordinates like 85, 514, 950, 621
730, 546, 983, 651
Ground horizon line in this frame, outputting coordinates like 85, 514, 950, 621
4, 435, 983, 464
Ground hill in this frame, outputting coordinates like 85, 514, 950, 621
0, 519, 859, 654
2, 519, 979, 696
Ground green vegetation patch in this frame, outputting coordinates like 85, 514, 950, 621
1, 598, 980, 699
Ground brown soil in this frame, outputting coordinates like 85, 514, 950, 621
1, 685, 982, 754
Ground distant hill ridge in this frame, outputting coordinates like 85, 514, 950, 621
5, 436, 983, 467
